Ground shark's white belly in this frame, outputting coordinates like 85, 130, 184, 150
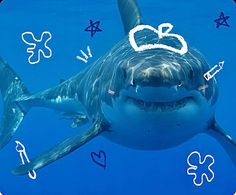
101, 95, 214, 150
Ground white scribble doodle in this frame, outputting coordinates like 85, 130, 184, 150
187, 151, 215, 187
21, 31, 52, 64
203, 61, 224, 81
76, 45, 93, 63
15, 140, 37, 180
129, 23, 188, 55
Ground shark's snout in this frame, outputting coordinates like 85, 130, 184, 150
126, 65, 184, 89
119, 61, 207, 112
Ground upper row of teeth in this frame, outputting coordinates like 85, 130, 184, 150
127, 97, 190, 110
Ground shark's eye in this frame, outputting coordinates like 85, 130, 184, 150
177, 80, 182, 86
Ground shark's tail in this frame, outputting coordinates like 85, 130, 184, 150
0, 58, 30, 149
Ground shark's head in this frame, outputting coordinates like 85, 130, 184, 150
101, 33, 218, 150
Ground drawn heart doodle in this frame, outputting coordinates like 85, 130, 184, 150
90, 150, 106, 169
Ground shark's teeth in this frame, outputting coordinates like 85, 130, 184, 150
126, 96, 193, 112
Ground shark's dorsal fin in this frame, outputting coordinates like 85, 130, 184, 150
117, 0, 143, 34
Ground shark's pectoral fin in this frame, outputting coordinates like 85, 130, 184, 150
12, 119, 108, 175
207, 121, 236, 165
71, 114, 88, 128
58, 112, 88, 128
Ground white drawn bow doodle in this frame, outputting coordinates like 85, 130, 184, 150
129, 23, 188, 55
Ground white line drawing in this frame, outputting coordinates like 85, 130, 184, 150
76, 46, 93, 63
187, 151, 215, 187
203, 61, 224, 81
129, 23, 188, 55
15, 140, 37, 180
21, 31, 52, 64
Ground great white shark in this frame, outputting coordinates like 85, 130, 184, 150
0, 0, 235, 176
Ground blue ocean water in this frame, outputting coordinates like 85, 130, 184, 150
0, 0, 236, 194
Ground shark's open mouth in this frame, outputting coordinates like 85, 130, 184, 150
125, 96, 194, 112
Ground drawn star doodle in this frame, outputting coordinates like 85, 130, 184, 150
187, 151, 215, 187
214, 12, 230, 28
84, 20, 102, 37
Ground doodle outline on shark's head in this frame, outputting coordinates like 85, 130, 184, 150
0, 0, 235, 176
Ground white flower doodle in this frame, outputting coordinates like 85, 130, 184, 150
187, 151, 215, 187
21, 31, 52, 64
